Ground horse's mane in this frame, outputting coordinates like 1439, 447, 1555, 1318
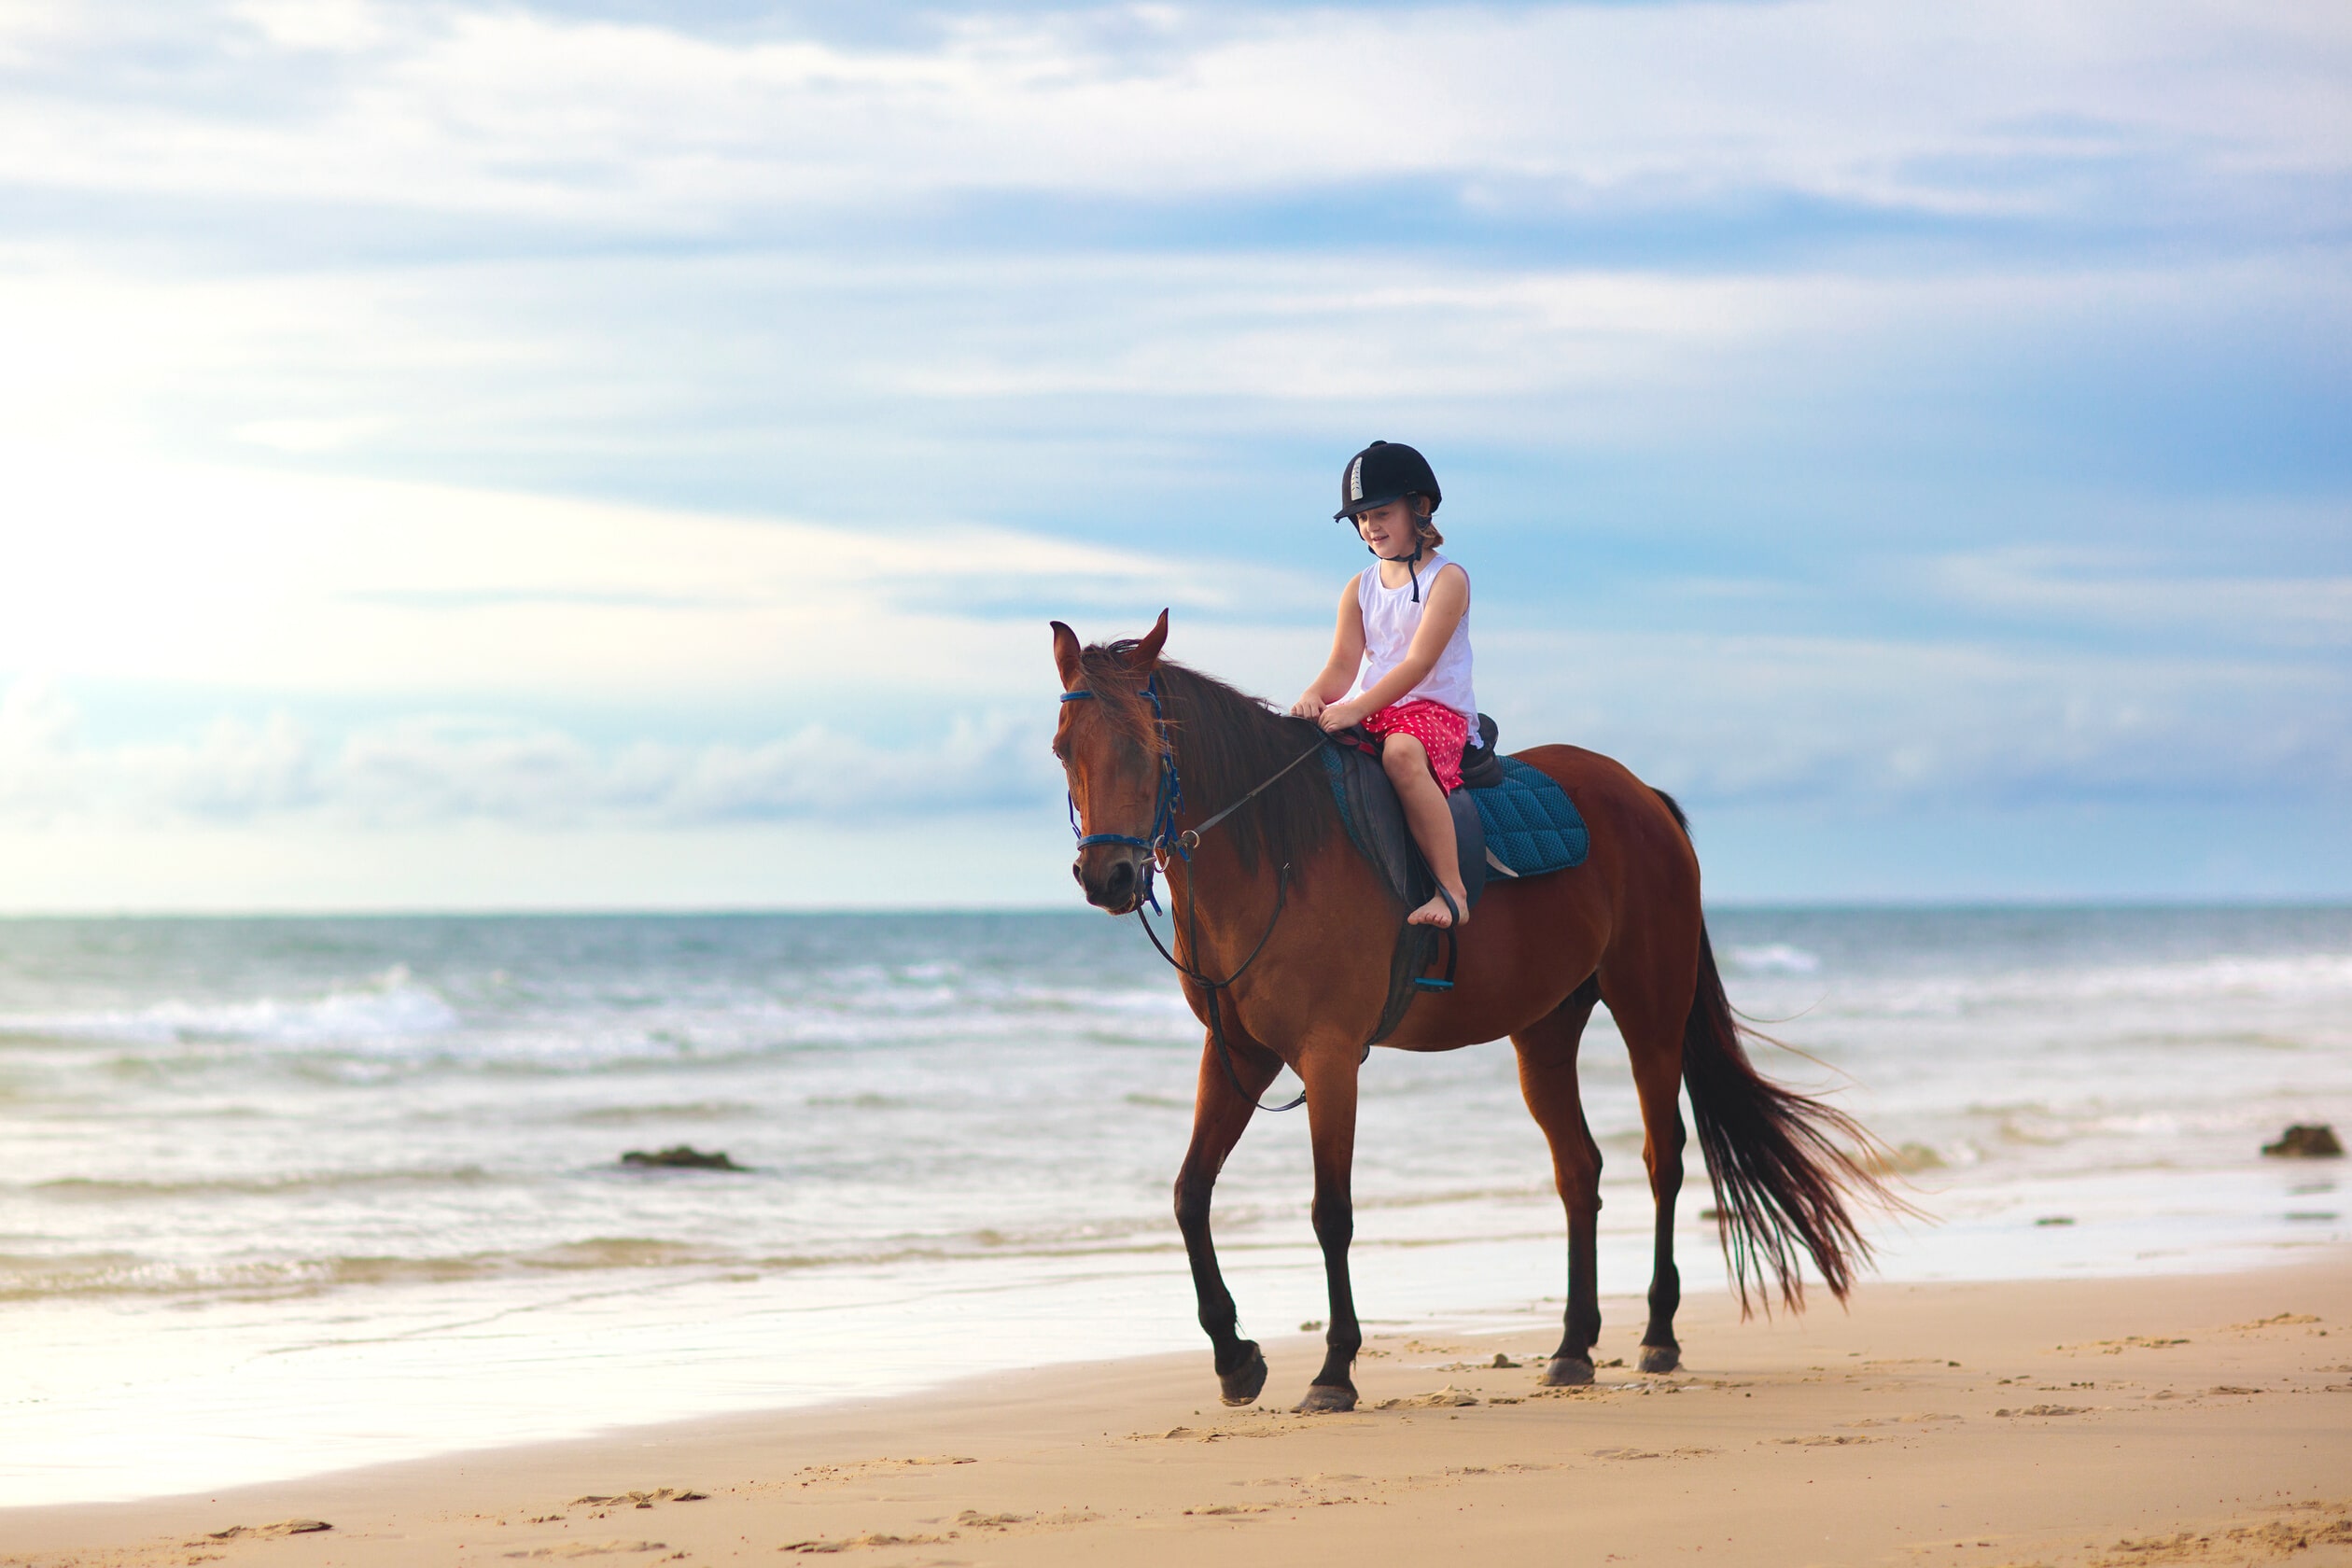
1077, 643, 1335, 875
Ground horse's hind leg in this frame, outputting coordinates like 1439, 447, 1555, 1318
1629, 1047, 1689, 1372
1512, 977, 1603, 1386
1176, 1025, 1281, 1406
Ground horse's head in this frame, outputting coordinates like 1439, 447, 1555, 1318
1051, 609, 1171, 914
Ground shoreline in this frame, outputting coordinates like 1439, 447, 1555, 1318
11, 1250, 2349, 1567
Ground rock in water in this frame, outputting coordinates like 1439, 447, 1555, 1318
621, 1145, 744, 1170
2261, 1125, 2345, 1158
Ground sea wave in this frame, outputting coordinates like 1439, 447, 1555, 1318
0, 1226, 1207, 1303
567, 1100, 762, 1125
0, 968, 1196, 1077
0, 965, 459, 1048
1850, 952, 2352, 1019
1728, 943, 1822, 974
24, 1166, 502, 1201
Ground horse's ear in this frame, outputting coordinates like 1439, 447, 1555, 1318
1124, 609, 1169, 670
1050, 621, 1084, 689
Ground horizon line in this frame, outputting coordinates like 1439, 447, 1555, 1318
0, 897, 2345, 922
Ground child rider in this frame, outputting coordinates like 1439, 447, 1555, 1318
1288, 441, 1476, 930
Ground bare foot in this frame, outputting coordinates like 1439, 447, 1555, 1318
1406, 890, 1466, 929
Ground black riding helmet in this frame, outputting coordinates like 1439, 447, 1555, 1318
1333, 440, 1441, 521
1335, 440, 1443, 599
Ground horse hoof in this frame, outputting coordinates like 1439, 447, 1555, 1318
1218, 1344, 1268, 1407
1294, 1383, 1357, 1414
1540, 1356, 1595, 1387
1637, 1343, 1681, 1375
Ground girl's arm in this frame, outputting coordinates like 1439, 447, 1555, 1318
1314, 564, 1467, 732
1288, 577, 1367, 720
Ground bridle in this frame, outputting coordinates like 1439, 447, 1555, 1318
1062, 671, 1327, 1112
1061, 676, 1183, 887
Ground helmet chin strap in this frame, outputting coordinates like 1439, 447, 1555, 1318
1368, 539, 1425, 601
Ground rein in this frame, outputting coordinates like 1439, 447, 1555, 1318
1063, 678, 1325, 1113
1142, 860, 1301, 1113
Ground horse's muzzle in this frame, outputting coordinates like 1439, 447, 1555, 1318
1075, 847, 1148, 914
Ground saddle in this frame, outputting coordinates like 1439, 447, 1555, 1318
1321, 715, 1589, 1043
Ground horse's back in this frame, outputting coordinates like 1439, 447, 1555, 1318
1503, 742, 1706, 1032
1506, 743, 1699, 891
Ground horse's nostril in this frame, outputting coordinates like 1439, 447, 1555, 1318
1071, 861, 1084, 885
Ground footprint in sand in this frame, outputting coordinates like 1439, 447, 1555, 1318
503, 1543, 668, 1560
1376, 1386, 1479, 1409
779, 1533, 950, 1554
204, 1520, 330, 1540
954, 1508, 1098, 1532
2097, 1508, 2352, 1565
2064, 1336, 2190, 1354
792, 1457, 978, 1486
781, 1508, 1097, 1552
1771, 1435, 1878, 1446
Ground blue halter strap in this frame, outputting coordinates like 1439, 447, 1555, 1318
1061, 676, 1184, 910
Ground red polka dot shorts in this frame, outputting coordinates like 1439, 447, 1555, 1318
1359, 699, 1470, 793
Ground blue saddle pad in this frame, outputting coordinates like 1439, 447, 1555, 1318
1323, 744, 1586, 900
1470, 756, 1588, 878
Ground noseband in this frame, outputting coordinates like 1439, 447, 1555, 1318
1061, 677, 1183, 903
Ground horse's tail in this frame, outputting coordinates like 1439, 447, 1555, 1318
1655, 789, 1900, 1315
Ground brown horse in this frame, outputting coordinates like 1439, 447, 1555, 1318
1051, 610, 1899, 1413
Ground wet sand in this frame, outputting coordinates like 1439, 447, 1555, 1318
8, 1253, 2350, 1567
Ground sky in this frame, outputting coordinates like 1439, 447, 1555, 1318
0, 0, 2345, 910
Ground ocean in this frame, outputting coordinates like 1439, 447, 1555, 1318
2, 906, 2345, 1505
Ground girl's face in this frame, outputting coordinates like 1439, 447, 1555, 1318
1352, 499, 1424, 558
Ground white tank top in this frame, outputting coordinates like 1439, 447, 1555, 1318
1348, 552, 1477, 722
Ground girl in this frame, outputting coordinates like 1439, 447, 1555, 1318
1289, 441, 1476, 929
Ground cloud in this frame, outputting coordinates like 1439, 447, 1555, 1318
1477, 626, 2352, 810
8, 604, 2345, 837
0, 449, 1321, 702
1934, 547, 2352, 651
4, 0, 2344, 245
0, 680, 1060, 829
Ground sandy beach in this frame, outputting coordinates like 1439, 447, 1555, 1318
9, 1252, 2348, 1568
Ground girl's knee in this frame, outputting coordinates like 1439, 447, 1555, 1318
1381, 735, 1428, 777
1384, 753, 1437, 799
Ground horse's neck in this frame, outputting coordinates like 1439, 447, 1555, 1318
1164, 839, 1268, 969
1162, 707, 1302, 953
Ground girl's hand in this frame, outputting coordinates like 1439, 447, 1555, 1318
1289, 693, 1326, 720
1317, 699, 1367, 734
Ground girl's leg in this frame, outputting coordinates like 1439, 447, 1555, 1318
1379, 735, 1469, 928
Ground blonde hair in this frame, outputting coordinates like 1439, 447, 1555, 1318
1412, 494, 1444, 551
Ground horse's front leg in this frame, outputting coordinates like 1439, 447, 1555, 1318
1295, 1036, 1363, 1412
1175, 1022, 1281, 1406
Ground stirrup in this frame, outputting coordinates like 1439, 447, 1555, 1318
1412, 888, 1462, 991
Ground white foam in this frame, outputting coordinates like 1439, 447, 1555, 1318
1727, 942, 1822, 974
0, 964, 460, 1048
